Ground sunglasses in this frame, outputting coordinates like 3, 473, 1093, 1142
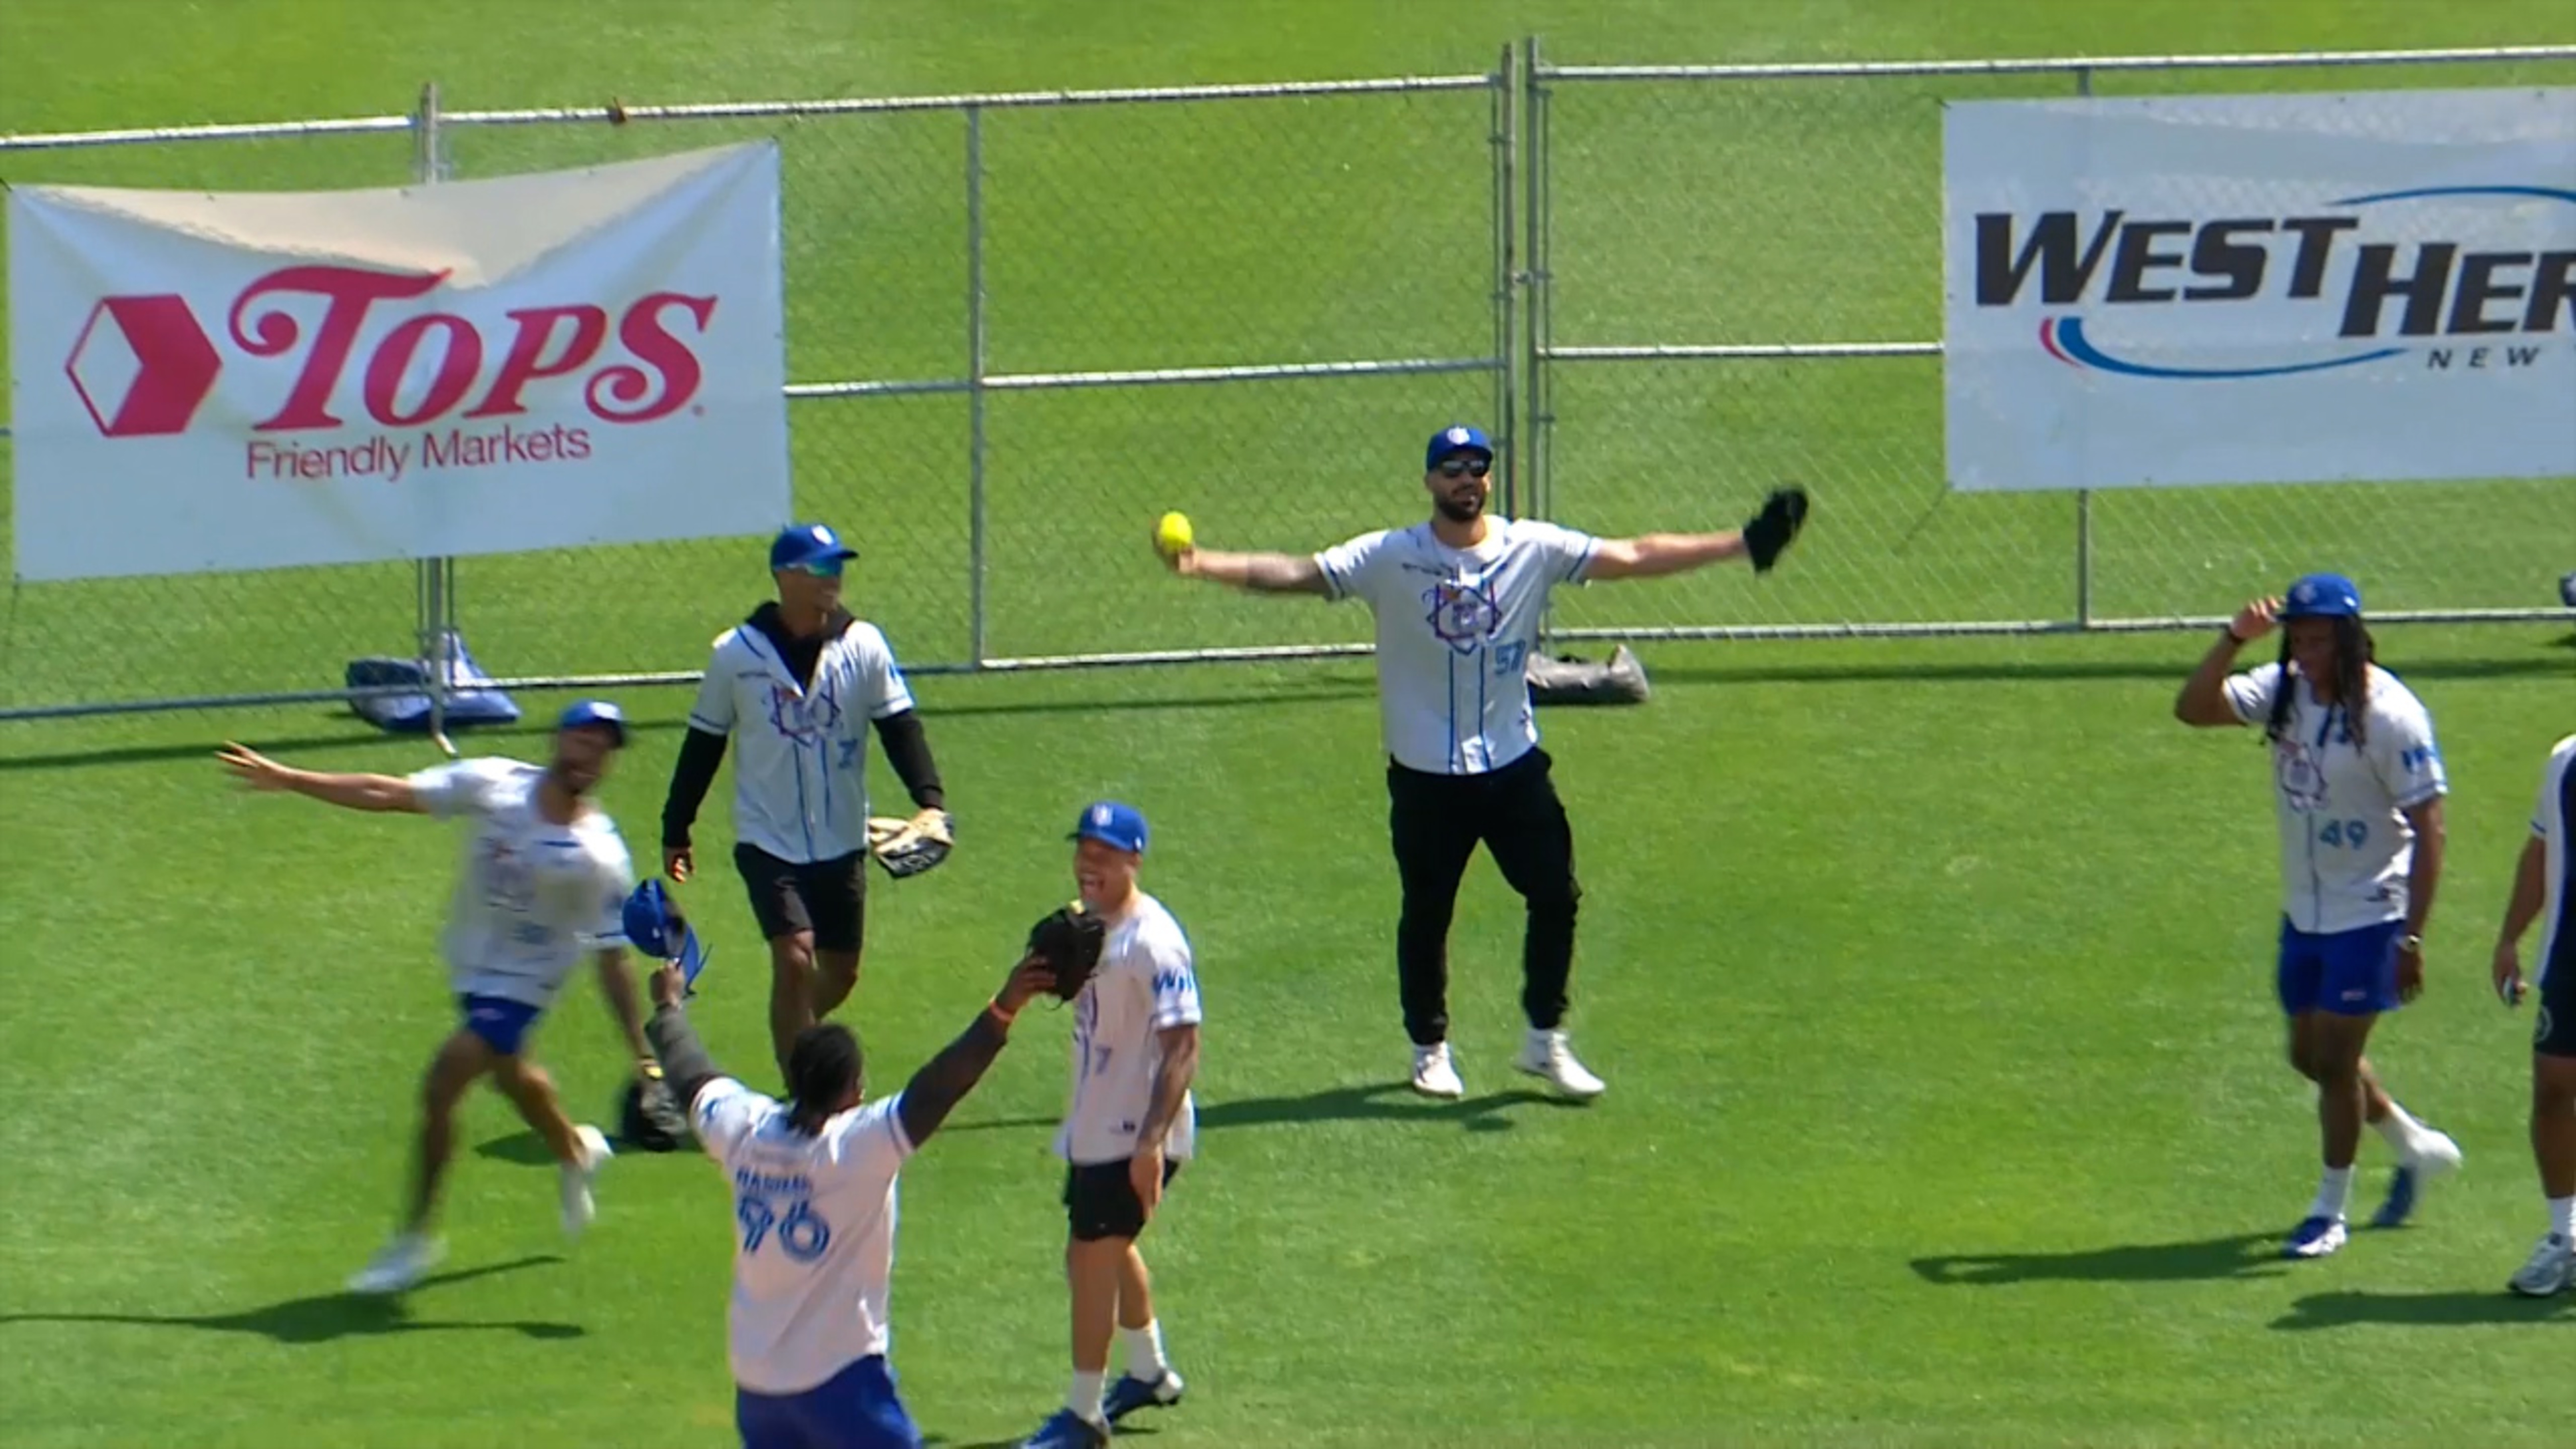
1435, 457, 1492, 478
788, 560, 847, 578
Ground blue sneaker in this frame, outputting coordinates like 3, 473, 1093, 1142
2373, 1128, 2463, 1228
1102, 1369, 1185, 1424
2372, 1166, 2420, 1229
2284, 1214, 2348, 1260
1019, 1409, 1109, 1449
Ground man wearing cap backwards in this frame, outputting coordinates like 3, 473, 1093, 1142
2174, 574, 2464, 1260
1156, 424, 1808, 1103
1018, 802, 1200, 1449
663, 523, 953, 1078
215, 700, 651, 1294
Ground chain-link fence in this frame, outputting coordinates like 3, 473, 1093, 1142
1524, 43, 2576, 643
5, 43, 2573, 722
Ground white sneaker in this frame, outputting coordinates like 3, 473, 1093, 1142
347, 1231, 444, 1295
2510, 1233, 2576, 1297
1410, 1042, 1465, 1099
1515, 1030, 1605, 1099
2408, 1127, 2465, 1180
560, 1124, 612, 1239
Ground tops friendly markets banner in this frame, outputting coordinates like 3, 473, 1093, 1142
7, 141, 787, 581
1944, 88, 2576, 493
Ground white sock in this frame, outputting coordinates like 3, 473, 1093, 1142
1121, 1320, 1168, 1380
2550, 1196, 2575, 1242
2311, 1166, 2354, 1220
2372, 1101, 2425, 1154
1068, 1370, 1106, 1422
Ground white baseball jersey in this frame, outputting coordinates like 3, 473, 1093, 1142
1316, 518, 1599, 775
2222, 661, 2448, 934
2531, 734, 2576, 988
693, 1078, 914, 1395
1057, 893, 1201, 1167
408, 758, 633, 1008
687, 618, 915, 864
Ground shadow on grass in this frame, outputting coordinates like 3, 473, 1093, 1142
0, 1254, 577, 1343
1912, 1231, 2286, 1285
2272, 1287, 2576, 1331
1649, 648, 2576, 692
930, 1082, 1586, 1138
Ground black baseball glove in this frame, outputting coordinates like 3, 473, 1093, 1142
1743, 485, 1810, 573
619, 1066, 691, 1152
1025, 902, 1108, 1002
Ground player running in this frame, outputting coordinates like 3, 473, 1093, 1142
2492, 732, 2576, 1296
1019, 803, 1199, 1449
215, 701, 652, 1293
1157, 423, 1805, 1101
628, 882, 1056, 1449
2173, 575, 2463, 1260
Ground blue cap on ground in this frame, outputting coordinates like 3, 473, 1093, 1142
1069, 800, 1149, 855
2279, 573, 2363, 619
623, 878, 711, 990
770, 523, 860, 572
558, 698, 627, 747
1425, 424, 1492, 472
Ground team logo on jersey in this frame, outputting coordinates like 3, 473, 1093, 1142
1422, 577, 1500, 656
765, 683, 844, 745
2273, 739, 2330, 813
478, 837, 533, 910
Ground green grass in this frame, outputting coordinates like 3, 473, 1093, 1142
6, 2, 2576, 1447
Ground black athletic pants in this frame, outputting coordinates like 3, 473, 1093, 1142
1386, 747, 1582, 1046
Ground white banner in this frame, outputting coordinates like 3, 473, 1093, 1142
7, 142, 789, 580
1944, 88, 2576, 492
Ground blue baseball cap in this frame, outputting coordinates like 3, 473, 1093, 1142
2279, 573, 2363, 619
770, 522, 859, 574
558, 698, 627, 747
1425, 424, 1492, 472
1069, 800, 1149, 855
622, 878, 712, 991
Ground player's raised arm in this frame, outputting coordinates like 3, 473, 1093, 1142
216, 742, 424, 813
2174, 597, 2281, 727
642, 961, 729, 1110
1158, 538, 1329, 596
895, 954, 1056, 1147
1581, 486, 1808, 582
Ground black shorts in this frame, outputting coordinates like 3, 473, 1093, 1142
2536, 960, 2576, 1059
1064, 1156, 1182, 1243
733, 844, 867, 954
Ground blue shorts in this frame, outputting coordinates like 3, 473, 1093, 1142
737, 1355, 920, 1449
458, 995, 545, 1057
2276, 918, 2404, 1017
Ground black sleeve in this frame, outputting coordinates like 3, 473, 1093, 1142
894, 1009, 1009, 1148
644, 1003, 724, 1111
660, 726, 731, 850
872, 709, 946, 812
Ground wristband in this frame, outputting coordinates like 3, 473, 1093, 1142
985, 998, 1018, 1029
2398, 934, 2424, 953
2223, 625, 2249, 645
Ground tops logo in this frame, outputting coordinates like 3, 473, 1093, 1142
66, 263, 719, 439
1972, 186, 2576, 380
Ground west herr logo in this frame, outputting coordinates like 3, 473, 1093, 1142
1976, 186, 2576, 380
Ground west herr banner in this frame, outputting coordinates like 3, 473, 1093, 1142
7, 142, 789, 581
1943, 88, 2576, 493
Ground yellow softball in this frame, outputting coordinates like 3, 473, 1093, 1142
1155, 511, 1195, 557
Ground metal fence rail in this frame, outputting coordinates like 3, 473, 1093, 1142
3, 40, 2572, 724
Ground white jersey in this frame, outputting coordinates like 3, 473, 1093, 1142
1316, 517, 1599, 776
2531, 734, 2576, 989
1056, 893, 1201, 1166
2222, 661, 2447, 934
693, 1078, 914, 1395
408, 758, 634, 1008
687, 615, 916, 864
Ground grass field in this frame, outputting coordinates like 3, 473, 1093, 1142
6, 3, 2576, 1447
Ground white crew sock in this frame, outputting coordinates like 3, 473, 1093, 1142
2310, 1166, 2354, 1221
2550, 1196, 2575, 1242
1121, 1320, 1169, 1380
2371, 1100, 2427, 1155
1067, 1370, 1106, 1423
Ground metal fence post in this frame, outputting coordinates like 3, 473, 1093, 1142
1521, 34, 1551, 525
1491, 44, 1518, 516
966, 103, 991, 667
412, 81, 460, 754
2073, 64, 2096, 631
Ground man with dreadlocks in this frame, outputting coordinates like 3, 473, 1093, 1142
2175, 572, 2463, 1261
635, 909, 1056, 1449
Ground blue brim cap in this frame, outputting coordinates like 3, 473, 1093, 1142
1426, 423, 1492, 472
558, 698, 627, 746
2279, 572, 2363, 619
622, 879, 714, 991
